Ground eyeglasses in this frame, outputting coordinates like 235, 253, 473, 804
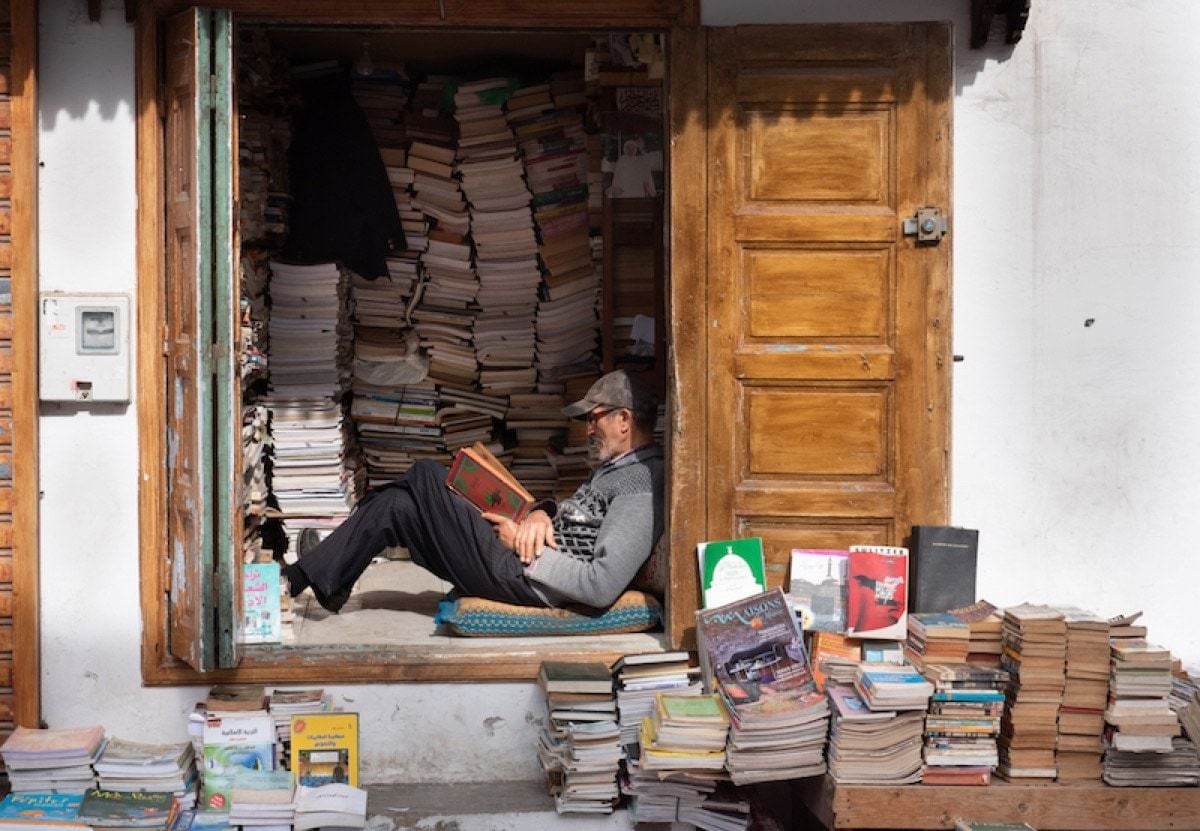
587, 408, 619, 426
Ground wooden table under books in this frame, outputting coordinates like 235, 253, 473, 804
794, 774, 1200, 830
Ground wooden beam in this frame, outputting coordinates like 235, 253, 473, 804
10, 0, 40, 728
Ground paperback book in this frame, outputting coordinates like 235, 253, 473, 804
696, 537, 767, 609
290, 713, 359, 788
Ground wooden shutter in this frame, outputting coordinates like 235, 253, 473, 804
164, 7, 237, 671
675, 24, 952, 641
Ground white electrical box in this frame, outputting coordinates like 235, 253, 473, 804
39, 292, 131, 402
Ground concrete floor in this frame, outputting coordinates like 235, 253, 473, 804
285, 559, 666, 654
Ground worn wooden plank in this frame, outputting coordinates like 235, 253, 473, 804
0, 314, 11, 340
152, 0, 697, 27
0, 171, 11, 199
0, 659, 12, 687
799, 777, 1200, 829
0, 695, 14, 722
665, 26, 706, 650
0, 591, 12, 617
0, 557, 11, 584
0, 487, 11, 512
0, 207, 10, 235
0, 138, 9, 165
0, 382, 9, 409
0, 100, 9, 129
0, 419, 10, 448
0, 245, 10, 270
11, 0, 42, 725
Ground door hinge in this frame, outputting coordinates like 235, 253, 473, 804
902, 207, 949, 244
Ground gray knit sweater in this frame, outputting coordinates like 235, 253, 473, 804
524, 445, 663, 609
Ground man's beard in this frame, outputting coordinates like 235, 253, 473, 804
588, 435, 618, 463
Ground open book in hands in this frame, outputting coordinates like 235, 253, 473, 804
446, 441, 535, 522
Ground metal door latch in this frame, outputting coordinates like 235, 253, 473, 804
902, 207, 948, 244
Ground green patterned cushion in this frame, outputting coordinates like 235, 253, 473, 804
435, 590, 662, 637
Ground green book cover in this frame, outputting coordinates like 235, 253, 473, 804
697, 537, 767, 609
657, 693, 726, 721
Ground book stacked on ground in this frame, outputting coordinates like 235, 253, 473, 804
0, 791, 89, 831
1053, 606, 1111, 780
997, 603, 1066, 781
696, 587, 831, 784
825, 683, 924, 784
920, 664, 1009, 784
78, 788, 178, 830
200, 707, 277, 812
621, 767, 748, 831
946, 599, 1005, 668
808, 632, 863, 691
94, 738, 198, 811
905, 612, 971, 670
1171, 665, 1200, 746
264, 261, 361, 541
535, 660, 622, 814
293, 783, 366, 831
0, 726, 106, 794
227, 770, 295, 831
267, 688, 330, 759
1103, 640, 1180, 765
613, 650, 701, 748
638, 694, 729, 774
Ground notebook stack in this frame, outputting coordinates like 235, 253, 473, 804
612, 651, 701, 749
920, 664, 1009, 785
535, 661, 622, 814
0, 726, 106, 794
93, 738, 198, 811
622, 769, 749, 831
227, 770, 296, 831
264, 261, 360, 550
1053, 606, 1111, 780
946, 600, 1005, 667
825, 683, 925, 785
904, 612, 970, 671
997, 603, 1067, 781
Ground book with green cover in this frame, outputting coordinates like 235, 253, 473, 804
655, 693, 728, 723
696, 537, 767, 609
77, 789, 177, 828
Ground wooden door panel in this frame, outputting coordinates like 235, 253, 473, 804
686, 23, 951, 645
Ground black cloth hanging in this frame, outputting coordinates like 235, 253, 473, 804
285, 71, 404, 279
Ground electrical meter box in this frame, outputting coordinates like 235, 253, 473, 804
39, 292, 131, 402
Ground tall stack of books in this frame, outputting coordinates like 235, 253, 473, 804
622, 770, 749, 831
612, 650, 700, 749
535, 660, 622, 814
1054, 606, 1111, 780
825, 683, 925, 784
946, 599, 1005, 667
241, 403, 270, 562
808, 632, 862, 691
904, 612, 971, 671
696, 588, 831, 785
264, 260, 360, 553
997, 603, 1066, 781
267, 688, 330, 769
0, 726, 106, 794
93, 738, 198, 811
920, 664, 1009, 785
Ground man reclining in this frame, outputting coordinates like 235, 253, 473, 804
284, 370, 663, 614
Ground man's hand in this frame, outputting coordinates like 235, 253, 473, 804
482, 509, 556, 565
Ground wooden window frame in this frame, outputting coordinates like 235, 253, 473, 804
136, 5, 705, 685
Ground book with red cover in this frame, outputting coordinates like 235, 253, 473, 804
446, 442, 535, 522
846, 546, 909, 640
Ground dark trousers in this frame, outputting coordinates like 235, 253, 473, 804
295, 460, 549, 607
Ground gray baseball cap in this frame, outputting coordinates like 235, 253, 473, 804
562, 369, 657, 420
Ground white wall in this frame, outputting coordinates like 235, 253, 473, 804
34, 0, 1200, 785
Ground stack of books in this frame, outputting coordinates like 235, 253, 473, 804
0, 726, 106, 794
612, 650, 700, 748
696, 588, 831, 784
200, 702, 277, 812
236, 32, 292, 247
293, 783, 367, 831
1054, 606, 1111, 780
1104, 641, 1179, 757
267, 688, 330, 763
240, 404, 270, 563
946, 600, 1005, 667
920, 664, 1009, 785
93, 738, 198, 811
639, 694, 729, 775
77, 787, 178, 831
825, 683, 924, 784
264, 260, 361, 549
622, 768, 748, 831
853, 662, 935, 711
997, 603, 1067, 781
535, 660, 622, 814
227, 770, 295, 831
905, 612, 971, 670
808, 632, 863, 691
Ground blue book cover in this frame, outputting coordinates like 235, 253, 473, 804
931, 689, 1005, 702
0, 792, 85, 824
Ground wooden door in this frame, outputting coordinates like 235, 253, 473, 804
673, 24, 951, 643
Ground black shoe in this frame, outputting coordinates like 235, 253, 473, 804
313, 583, 352, 614
296, 528, 322, 558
